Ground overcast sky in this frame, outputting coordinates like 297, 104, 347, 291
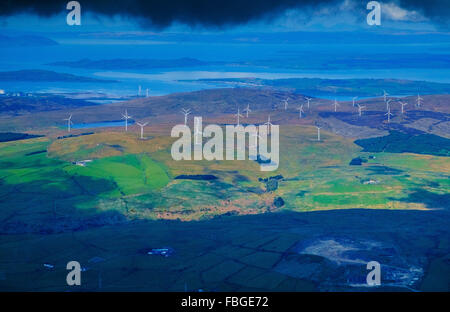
0, 0, 446, 35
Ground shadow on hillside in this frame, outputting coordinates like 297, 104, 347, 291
390, 188, 450, 210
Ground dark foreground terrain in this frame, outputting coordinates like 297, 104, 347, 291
0, 209, 448, 291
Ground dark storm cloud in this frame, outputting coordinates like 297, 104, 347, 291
0, 0, 448, 27
397, 0, 450, 24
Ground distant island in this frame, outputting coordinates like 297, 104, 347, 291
185, 77, 450, 97
0, 70, 117, 83
47, 57, 211, 70
0, 94, 98, 114
0, 34, 58, 47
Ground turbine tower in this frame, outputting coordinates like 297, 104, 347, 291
283, 98, 289, 111
306, 97, 312, 109
63, 114, 73, 132
357, 104, 365, 117
136, 122, 148, 139
385, 99, 392, 111
416, 93, 423, 107
333, 98, 340, 112
235, 108, 244, 126
146, 88, 149, 97
297, 104, 304, 118
243, 104, 251, 118
383, 90, 389, 103
399, 101, 408, 114
181, 108, 191, 126
264, 115, 273, 135
352, 96, 358, 107
316, 126, 321, 141
385, 106, 393, 123
122, 109, 132, 132
138, 85, 142, 97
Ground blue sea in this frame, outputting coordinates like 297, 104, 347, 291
1, 39, 449, 101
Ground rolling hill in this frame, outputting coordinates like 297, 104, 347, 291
0, 70, 117, 83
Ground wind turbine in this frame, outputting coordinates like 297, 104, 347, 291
63, 114, 73, 132
122, 109, 132, 131
383, 90, 389, 103
235, 108, 244, 126
352, 96, 358, 107
416, 93, 423, 107
316, 126, 321, 141
385, 106, 393, 123
181, 108, 191, 126
138, 85, 142, 97
264, 115, 273, 135
146, 88, 149, 97
306, 97, 312, 109
399, 101, 408, 114
243, 104, 251, 118
136, 121, 148, 139
283, 98, 289, 111
297, 104, 304, 118
386, 99, 392, 111
333, 98, 340, 112
357, 104, 365, 117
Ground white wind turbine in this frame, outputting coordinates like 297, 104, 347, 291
385, 106, 393, 123
333, 98, 340, 112
386, 99, 392, 111
181, 108, 191, 126
146, 88, 149, 97
243, 104, 251, 118
306, 97, 312, 109
63, 114, 73, 132
136, 121, 148, 139
122, 109, 132, 131
416, 93, 423, 107
235, 108, 244, 126
383, 90, 389, 103
399, 101, 408, 114
138, 85, 142, 96
264, 115, 273, 135
283, 98, 289, 111
352, 96, 358, 107
297, 104, 304, 118
357, 104, 365, 117
316, 126, 321, 141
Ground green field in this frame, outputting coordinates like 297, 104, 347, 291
0, 125, 448, 228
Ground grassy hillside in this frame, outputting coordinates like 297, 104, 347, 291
1, 124, 448, 232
